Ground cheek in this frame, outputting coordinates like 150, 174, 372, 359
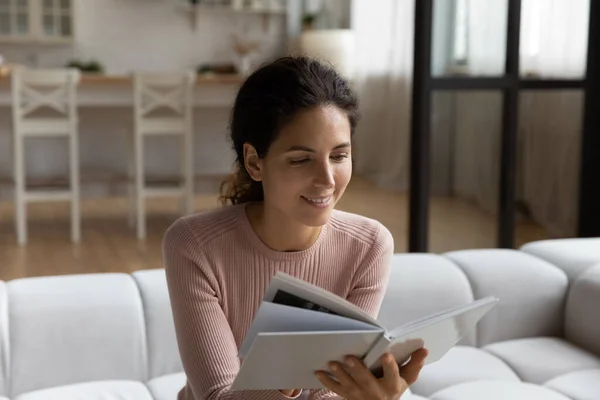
262, 167, 304, 197
335, 162, 352, 188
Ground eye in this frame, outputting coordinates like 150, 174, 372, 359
289, 158, 311, 165
331, 154, 349, 162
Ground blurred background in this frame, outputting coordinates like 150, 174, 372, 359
0, 0, 596, 280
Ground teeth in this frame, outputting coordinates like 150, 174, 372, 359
304, 196, 331, 204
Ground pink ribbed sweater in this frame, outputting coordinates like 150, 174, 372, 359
162, 203, 394, 400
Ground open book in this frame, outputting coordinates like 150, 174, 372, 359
231, 272, 499, 391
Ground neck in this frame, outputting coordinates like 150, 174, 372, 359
246, 202, 322, 252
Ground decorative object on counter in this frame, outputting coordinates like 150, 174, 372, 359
196, 63, 238, 75
66, 59, 105, 74
0, 54, 7, 77
231, 32, 261, 76
301, 13, 317, 31
298, 29, 355, 80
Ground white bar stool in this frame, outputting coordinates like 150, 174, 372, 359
11, 67, 81, 245
129, 71, 196, 240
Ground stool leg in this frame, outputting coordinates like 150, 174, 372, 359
14, 133, 27, 245
69, 129, 81, 243
182, 131, 194, 215
135, 130, 146, 240
126, 129, 135, 229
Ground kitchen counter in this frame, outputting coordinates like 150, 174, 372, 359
0, 72, 245, 107
0, 71, 244, 198
0, 71, 245, 84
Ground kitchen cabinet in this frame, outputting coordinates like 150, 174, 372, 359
0, 0, 74, 44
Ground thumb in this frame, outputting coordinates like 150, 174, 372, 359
399, 348, 428, 385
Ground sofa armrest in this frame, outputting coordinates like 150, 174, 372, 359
565, 263, 600, 357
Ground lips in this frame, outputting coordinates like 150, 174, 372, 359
301, 195, 334, 208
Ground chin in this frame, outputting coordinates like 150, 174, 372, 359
295, 199, 336, 227
298, 213, 331, 228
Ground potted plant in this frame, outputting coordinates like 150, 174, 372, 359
302, 13, 317, 31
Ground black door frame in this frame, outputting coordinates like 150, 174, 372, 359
410, 0, 595, 252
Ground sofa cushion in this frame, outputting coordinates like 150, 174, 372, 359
0, 282, 9, 397
544, 369, 600, 400
132, 269, 183, 379
13, 380, 154, 400
382, 254, 475, 345
483, 337, 600, 384
410, 346, 519, 397
7, 273, 148, 397
429, 381, 571, 400
565, 264, 600, 356
521, 238, 600, 281
146, 372, 186, 400
444, 249, 568, 346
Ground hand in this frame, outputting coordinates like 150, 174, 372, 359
279, 389, 301, 397
315, 348, 428, 400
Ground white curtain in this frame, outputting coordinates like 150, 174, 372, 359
351, 0, 589, 238
451, 0, 590, 237
350, 0, 414, 191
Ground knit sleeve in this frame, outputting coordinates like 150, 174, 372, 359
308, 223, 394, 400
163, 218, 302, 400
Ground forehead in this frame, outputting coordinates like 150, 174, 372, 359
272, 106, 351, 149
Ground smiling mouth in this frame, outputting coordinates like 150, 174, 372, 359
301, 195, 334, 208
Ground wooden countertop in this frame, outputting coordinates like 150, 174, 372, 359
0, 70, 244, 106
0, 72, 246, 86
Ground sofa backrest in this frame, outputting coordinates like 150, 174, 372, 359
5, 273, 150, 398
444, 249, 569, 346
565, 263, 600, 357
132, 269, 183, 380
521, 238, 600, 282
0, 283, 8, 397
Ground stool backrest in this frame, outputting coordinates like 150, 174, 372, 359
133, 71, 195, 119
11, 68, 80, 123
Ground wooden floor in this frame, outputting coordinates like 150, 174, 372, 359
0, 176, 549, 281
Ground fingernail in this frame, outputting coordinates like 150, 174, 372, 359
346, 357, 355, 367
330, 363, 338, 371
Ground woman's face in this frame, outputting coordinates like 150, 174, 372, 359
244, 105, 353, 227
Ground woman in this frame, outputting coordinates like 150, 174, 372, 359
163, 56, 427, 400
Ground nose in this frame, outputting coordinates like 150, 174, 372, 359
314, 160, 335, 189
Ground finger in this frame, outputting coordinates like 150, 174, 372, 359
380, 352, 404, 393
327, 361, 356, 388
344, 356, 380, 394
399, 348, 428, 385
315, 370, 344, 394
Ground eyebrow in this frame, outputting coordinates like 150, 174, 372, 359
285, 142, 351, 153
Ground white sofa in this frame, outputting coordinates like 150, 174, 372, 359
0, 238, 597, 400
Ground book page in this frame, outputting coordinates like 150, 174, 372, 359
238, 301, 382, 358
363, 296, 498, 371
388, 296, 498, 337
271, 289, 342, 316
263, 272, 383, 327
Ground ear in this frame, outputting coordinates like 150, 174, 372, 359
243, 142, 263, 182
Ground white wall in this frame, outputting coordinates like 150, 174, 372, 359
0, 0, 289, 199
1, 0, 287, 73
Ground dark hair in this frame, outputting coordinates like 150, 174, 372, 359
219, 56, 359, 205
